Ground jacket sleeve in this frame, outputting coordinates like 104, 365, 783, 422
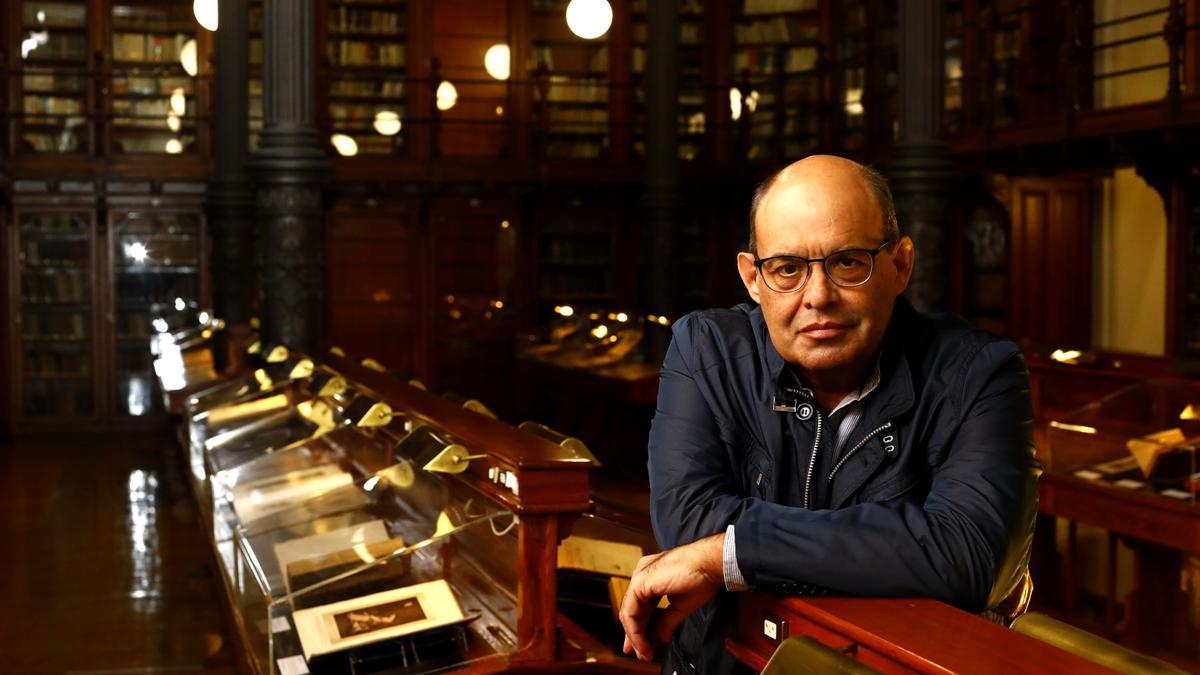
648, 317, 755, 550
732, 341, 1037, 612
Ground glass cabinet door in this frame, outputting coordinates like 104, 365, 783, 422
18, 0, 91, 154
109, 0, 200, 154
16, 211, 96, 417
111, 209, 203, 416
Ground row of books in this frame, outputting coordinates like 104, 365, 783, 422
22, 312, 88, 341
632, 23, 701, 44
112, 75, 192, 96
23, 72, 87, 93
113, 32, 191, 64
22, 239, 88, 267
116, 275, 198, 301
541, 77, 607, 103
23, 94, 83, 116
22, 131, 83, 153
23, 2, 86, 26
330, 103, 403, 122
22, 277, 88, 305
545, 107, 607, 126
742, 0, 818, 14
113, 97, 188, 119
23, 380, 93, 416
330, 7, 405, 34
114, 136, 197, 155
733, 45, 818, 75
531, 45, 609, 74
25, 35, 86, 62
330, 78, 405, 98
330, 40, 406, 67
24, 351, 91, 377
117, 348, 154, 374
734, 16, 817, 44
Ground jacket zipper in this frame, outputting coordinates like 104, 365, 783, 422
802, 410, 823, 510
827, 421, 894, 484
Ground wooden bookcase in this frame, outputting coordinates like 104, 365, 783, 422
320, 0, 408, 156
6, 190, 209, 430
531, 0, 610, 159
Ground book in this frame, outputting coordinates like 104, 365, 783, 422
284, 537, 410, 610
292, 579, 466, 659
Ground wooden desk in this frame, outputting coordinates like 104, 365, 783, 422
727, 593, 1116, 674
1037, 473, 1200, 661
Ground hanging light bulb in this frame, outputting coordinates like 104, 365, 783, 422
436, 81, 457, 111
180, 39, 198, 76
169, 88, 187, 116
729, 88, 743, 121
193, 0, 218, 31
330, 133, 359, 156
167, 111, 181, 132
484, 43, 511, 80
566, 0, 612, 40
165, 138, 183, 154
373, 110, 401, 136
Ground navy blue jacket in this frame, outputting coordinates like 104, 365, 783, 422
647, 297, 1039, 674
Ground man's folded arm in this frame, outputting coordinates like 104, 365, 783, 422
648, 326, 755, 551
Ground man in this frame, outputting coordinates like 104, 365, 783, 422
619, 155, 1038, 673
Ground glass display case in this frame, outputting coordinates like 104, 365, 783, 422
14, 208, 97, 418
110, 207, 204, 416
1046, 379, 1200, 504
174, 350, 622, 673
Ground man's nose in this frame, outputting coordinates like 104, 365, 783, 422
802, 263, 838, 309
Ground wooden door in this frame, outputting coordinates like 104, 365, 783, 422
1007, 176, 1092, 348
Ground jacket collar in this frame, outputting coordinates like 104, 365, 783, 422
755, 296, 916, 420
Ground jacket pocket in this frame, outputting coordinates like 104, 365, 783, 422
742, 444, 771, 499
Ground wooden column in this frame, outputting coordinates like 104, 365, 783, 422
252, 0, 331, 351
890, 0, 954, 312
208, 0, 254, 369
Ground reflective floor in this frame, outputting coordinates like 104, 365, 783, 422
0, 432, 236, 674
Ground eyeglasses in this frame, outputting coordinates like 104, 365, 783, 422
754, 241, 893, 294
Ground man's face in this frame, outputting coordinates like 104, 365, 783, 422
737, 161, 914, 381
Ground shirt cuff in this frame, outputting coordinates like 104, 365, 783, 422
723, 524, 750, 591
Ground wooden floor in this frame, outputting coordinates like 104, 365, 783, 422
0, 432, 236, 674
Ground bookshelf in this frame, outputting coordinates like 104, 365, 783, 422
250, 0, 263, 150
534, 206, 616, 315
532, 0, 610, 159
109, 208, 204, 416
14, 209, 98, 418
731, 0, 823, 160
631, 0, 706, 161
944, 0, 963, 135
989, 0, 1023, 127
18, 0, 91, 153
108, 0, 201, 154
324, 0, 407, 155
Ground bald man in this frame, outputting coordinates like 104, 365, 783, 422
620, 156, 1038, 673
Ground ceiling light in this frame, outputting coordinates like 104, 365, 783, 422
484, 43, 511, 80
566, 0, 612, 40
331, 133, 358, 156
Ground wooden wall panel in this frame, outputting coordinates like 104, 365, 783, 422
324, 203, 425, 380
1008, 176, 1092, 348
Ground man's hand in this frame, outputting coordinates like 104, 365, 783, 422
619, 532, 726, 662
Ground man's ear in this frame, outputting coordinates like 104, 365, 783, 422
737, 252, 762, 304
891, 236, 915, 293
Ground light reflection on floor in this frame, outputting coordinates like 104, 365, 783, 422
127, 469, 162, 610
